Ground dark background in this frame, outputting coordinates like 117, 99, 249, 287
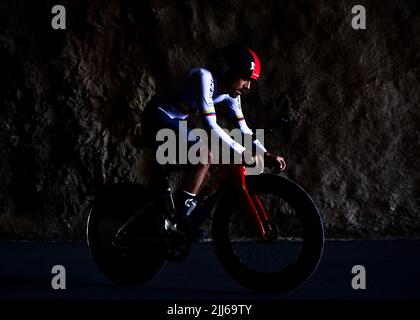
0, 0, 419, 240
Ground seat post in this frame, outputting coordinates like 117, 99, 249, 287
154, 162, 171, 192
154, 162, 176, 218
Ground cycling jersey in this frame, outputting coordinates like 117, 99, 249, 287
156, 68, 266, 155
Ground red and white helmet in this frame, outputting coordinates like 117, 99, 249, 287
214, 44, 261, 80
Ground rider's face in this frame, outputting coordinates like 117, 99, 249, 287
227, 77, 252, 98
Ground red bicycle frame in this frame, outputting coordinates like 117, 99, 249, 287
218, 164, 270, 238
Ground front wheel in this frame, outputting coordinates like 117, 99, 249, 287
212, 174, 324, 293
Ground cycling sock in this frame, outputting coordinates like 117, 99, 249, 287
182, 190, 196, 198
176, 190, 197, 221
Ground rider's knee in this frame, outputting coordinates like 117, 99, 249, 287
207, 149, 214, 165
199, 145, 212, 167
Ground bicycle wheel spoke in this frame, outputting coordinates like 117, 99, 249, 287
264, 243, 266, 273
248, 241, 260, 266
232, 195, 301, 272
269, 242, 292, 268
233, 241, 253, 261
228, 209, 305, 272
213, 174, 324, 292
273, 240, 301, 261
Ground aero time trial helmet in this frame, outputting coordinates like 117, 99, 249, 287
213, 44, 261, 81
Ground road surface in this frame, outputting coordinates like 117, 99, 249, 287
0, 240, 419, 300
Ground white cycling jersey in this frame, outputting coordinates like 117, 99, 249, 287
158, 68, 266, 154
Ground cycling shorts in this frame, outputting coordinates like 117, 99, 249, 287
142, 97, 202, 150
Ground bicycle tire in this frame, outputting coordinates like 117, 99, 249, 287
212, 174, 324, 293
87, 183, 166, 285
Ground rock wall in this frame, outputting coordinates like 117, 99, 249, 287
0, 0, 419, 240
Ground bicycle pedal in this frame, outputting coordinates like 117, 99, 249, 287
189, 228, 209, 243
164, 236, 191, 262
164, 218, 181, 233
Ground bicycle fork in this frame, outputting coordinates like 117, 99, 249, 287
231, 166, 271, 239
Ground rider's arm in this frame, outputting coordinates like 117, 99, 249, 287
225, 96, 267, 154
226, 96, 286, 171
198, 70, 246, 155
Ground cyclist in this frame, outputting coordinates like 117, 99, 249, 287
142, 44, 286, 232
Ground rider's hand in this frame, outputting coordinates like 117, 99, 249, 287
264, 152, 287, 171
242, 150, 264, 167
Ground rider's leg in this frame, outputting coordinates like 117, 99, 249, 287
184, 149, 212, 194
176, 146, 213, 221
147, 105, 211, 229
197, 168, 213, 196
